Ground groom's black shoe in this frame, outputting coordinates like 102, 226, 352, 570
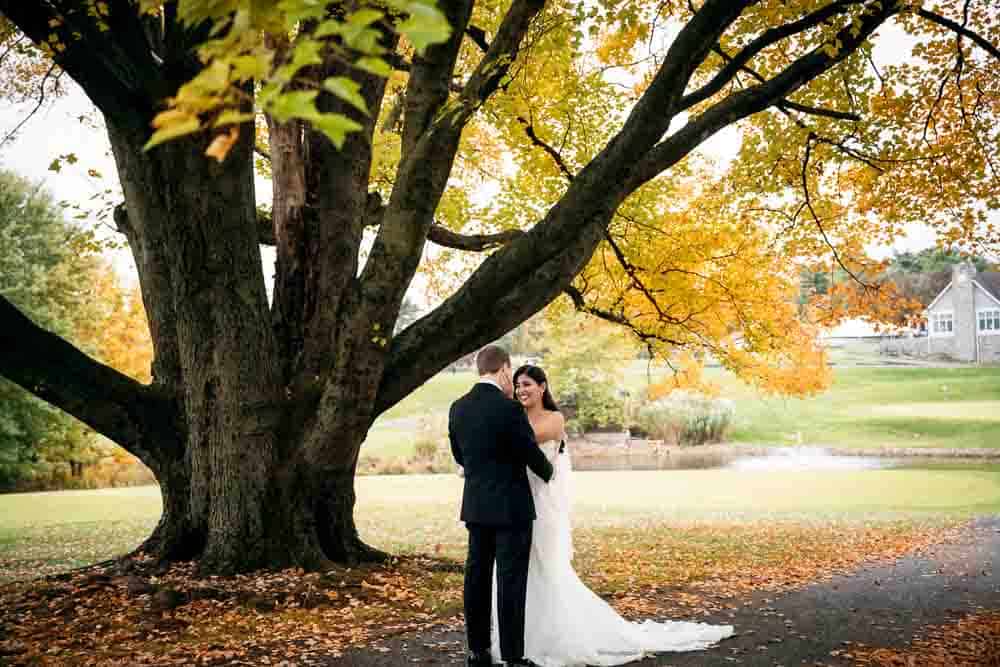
505, 660, 542, 666
466, 651, 495, 667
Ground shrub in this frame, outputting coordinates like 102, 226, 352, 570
357, 417, 459, 476
0, 460, 156, 493
413, 436, 440, 462
559, 371, 625, 432
412, 415, 455, 469
634, 391, 735, 446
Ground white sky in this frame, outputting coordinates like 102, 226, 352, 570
0, 16, 971, 294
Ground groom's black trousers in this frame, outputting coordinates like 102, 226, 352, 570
464, 522, 533, 661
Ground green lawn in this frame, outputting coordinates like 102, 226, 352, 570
363, 363, 1000, 457
4, 466, 999, 583
378, 370, 475, 421
716, 366, 1000, 449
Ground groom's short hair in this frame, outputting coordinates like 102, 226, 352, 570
476, 345, 510, 375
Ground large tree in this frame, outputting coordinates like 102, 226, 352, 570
0, 1, 996, 574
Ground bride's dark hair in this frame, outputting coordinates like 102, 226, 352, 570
513, 365, 559, 412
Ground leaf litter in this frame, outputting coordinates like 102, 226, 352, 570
0, 518, 977, 665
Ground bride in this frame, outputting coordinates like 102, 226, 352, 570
490, 365, 734, 666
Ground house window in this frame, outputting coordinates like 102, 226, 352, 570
979, 308, 1000, 333
931, 312, 954, 335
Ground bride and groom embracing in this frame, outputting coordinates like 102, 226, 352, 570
448, 345, 734, 667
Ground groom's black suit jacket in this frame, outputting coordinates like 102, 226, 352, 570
449, 382, 554, 525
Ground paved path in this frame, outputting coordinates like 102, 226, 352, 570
326, 517, 1000, 666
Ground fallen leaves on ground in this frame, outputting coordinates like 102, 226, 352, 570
853, 611, 1000, 666
576, 518, 966, 618
0, 554, 462, 665
0, 519, 966, 665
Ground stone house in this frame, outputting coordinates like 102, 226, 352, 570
924, 262, 1000, 363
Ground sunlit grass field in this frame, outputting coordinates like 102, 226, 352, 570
4, 466, 1000, 583
713, 366, 1000, 449
363, 360, 1000, 457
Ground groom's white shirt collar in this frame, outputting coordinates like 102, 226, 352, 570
476, 378, 503, 391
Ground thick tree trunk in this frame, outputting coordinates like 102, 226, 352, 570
139, 453, 205, 562
314, 461, 388, 564
135, 422, 380, 571
101, 113, 396, 574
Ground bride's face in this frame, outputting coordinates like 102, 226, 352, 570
515, 375, 544, 409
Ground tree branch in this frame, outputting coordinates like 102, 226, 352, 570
427, 226, 526, 251
705, 44, 862, 122
457, 0, 545, 115
562, 285, 685, 347
609, 0, 756, 159
916, 7, 1000, 62
800, 133, 873, 289
629, 0, 900, 189
0, 294, 175, 464
374, 210, 611, 415
400, 0, 476, 156
0, 63, 61, 149
779, 99, 861, 121
359, 0, 544, 340
0, 1, 167, 131
465, 24, 490, 53
678, 0, 862, 112
517, 115, 575, 181
256, 196, 522, 252
372, 3, 758, 413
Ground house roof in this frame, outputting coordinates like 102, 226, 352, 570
924, 270, 1000, 312
925, 280, 952, 312
921, 271, 953, 311
977, 272, 1000, 305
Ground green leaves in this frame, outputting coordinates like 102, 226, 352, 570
355, 56, 393, 77
143, 0, 452, 159
394, 1, 452, 53
324, 77, 368, 114
266, 89, 363, 148
312, 114, 365, 149
268, 90, 319, 123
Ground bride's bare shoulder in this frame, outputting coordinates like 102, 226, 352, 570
537, 410, 565, 442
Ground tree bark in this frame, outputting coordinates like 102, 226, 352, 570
105, 121, 296, 573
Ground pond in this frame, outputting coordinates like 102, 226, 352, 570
569, 443, 1000, 472
726, 446, 891, 471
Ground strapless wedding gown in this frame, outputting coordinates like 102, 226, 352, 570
490, 439, 733, 666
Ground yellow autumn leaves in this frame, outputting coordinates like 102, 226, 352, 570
143, 0, 452, 159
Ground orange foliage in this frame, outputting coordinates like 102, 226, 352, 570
74, 262, 153, 384
646, 354, 721, 400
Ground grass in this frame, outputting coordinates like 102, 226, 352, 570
4, 466, 999, 583
716, 366, 1000, 449
359, 426, 424, 459
362, 362, 1000, 457
356, 467, 1000, 558
378, 370, 474, 421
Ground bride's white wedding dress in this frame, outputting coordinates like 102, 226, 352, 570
490, 439, 733, 666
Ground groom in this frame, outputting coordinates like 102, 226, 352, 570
449, 345, 554, 667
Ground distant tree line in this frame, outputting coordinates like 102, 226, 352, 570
0, 169, 151, 490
